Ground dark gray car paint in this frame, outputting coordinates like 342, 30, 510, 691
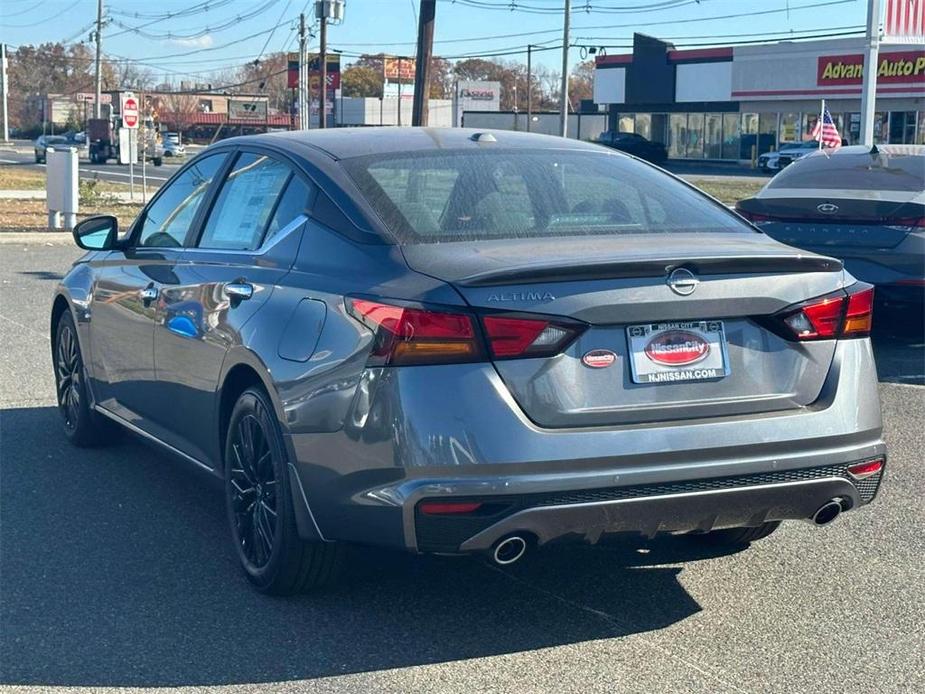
53, 128, 886, 556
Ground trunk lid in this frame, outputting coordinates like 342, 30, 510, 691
738, 191, 924, 250
402, 233, 846, 427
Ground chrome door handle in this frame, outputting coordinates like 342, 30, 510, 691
224, 282, 254, 302
140, 286, 158, 304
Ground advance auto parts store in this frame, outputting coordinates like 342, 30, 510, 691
593, 34, 925, 161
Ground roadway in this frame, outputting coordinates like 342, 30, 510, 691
1, 241, 923, 693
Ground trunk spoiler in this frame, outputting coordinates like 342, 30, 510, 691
456, 254, 842, 287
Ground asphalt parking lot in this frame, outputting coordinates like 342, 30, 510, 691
1, 241, 923, 694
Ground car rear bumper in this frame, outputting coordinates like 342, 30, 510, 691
284, 338, 885, 552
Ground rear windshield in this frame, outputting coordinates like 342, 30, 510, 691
342, 149, 749, 243
769, 152, 925, 192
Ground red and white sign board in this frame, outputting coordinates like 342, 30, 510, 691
884, 0, 925, 44
121, 93, 139, 129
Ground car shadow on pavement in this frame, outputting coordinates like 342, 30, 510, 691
1, 406, 741, 688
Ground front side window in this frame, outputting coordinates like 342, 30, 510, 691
137, 153, 226, 248
198, 153, 294, 251
344, 149, 750, 244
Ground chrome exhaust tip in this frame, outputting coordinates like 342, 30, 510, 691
491, 535, 527, 565
812, 499, 843, 526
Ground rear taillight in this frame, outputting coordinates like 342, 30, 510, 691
482, 315, 581, 359
346, 299, 483, 366
346, 299, 584, 366
887, 216, 925, 228
776, 284, 874, 341
736, 208, 772, 224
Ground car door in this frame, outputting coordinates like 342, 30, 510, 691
88, 152, 228, 423
154, 149, 315, 465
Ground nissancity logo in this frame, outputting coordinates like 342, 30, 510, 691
645, 330, 710, 366
817, 202, 840, 214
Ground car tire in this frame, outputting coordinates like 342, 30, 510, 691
224, 386, 343, 594
690, 521, 781, 545
54, 311, 117, 447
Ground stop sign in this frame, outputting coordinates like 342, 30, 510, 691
121, 94, 139, 129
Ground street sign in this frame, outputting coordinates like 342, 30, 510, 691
121, 92, 139, 129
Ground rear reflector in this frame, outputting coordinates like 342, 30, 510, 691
419, 501, 483, 515
346, 299, 482, 366
777, 284, 874, 341
847, 459, 884, 479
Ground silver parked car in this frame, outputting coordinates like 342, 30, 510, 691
758, 140, 823, 172
738, 145, 924, 310
52, 129, 886, 594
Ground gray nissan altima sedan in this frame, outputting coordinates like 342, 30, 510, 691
51, 128, 886, 594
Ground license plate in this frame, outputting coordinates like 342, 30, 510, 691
627, 320, 730, 384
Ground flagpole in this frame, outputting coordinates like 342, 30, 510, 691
819, 99, 825, 150
859, 0, 881, 146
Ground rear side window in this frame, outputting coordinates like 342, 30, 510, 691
769, 152, 925, 192
137, 153, 226, 247
343, 149, 748, 243
199, 153, 293, 250
264, 177, 312, 243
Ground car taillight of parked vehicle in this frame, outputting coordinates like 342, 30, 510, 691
772, 284, 874, 341
346, 298, 584, 366
886, 216, 925, 229
735, 208, 773, 224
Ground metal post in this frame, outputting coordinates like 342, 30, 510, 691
860, 0, 881, 146
141, 118, 147, 203
526, 44, 532, 132
1, 44, 9, 143
397, 57, 403, 127
559, 0, 571, 138
128, 129, 135, 202
412, 0, 436, 127
818, 99, 825, 150
299, 13, 307, 130
319, 14, 327, 129
94, 0, 104, 119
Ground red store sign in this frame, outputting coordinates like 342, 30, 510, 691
817, 50, 925, 85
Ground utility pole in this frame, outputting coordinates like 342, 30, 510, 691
397, 57, 403, 127
526, 44, 533, 132
94, 0, 104, 118
412, 0, 436, 127
1, 44, 9, 143
559, 0, 571, 138
859, 0, 881, 146
319, 12, 327, 128
299, 12, 308, 129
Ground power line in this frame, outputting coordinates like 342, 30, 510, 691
445, 0, 710, 14
106, 0, 284, 40
107, 0, 237, 21
2, 0, 82, 28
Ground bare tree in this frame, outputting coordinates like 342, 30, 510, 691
159, 93, 200, 135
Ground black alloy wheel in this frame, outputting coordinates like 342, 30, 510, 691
224, 387, 343, 594
55, 321, 82, 433
229, 412, 279, 570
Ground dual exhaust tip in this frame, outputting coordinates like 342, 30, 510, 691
488, 499, 844, 563
811, 498, 844, 526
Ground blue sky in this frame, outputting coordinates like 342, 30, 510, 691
2, 0, 869, 84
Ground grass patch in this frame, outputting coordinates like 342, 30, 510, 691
0, 199, 143, 234
0, 167, 46, 190
687, 179, 766, 205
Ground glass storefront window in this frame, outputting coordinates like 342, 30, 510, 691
758, 113, 778, 154
740, 113, 758, 159
635, 113, 651, 140
687, 113, 704, 159
618, 114, 635, 133
704, 113, 722, 158
651, 114, 669, 146
889, 111, 918, 144
722, 113, 740, 160
873, 112, 888, 144
780, 113, 800, 145
668, 113, 687, 158
917, 112, 925, 144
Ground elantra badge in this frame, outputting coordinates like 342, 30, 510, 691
582, 349, 616, 368
644, 330, 710, 366
817, 203, 839, 214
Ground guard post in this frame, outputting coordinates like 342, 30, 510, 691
46, 146, 79, 230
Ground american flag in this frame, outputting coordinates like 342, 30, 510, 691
884, 0, 924, 42
811, 108, 842, 149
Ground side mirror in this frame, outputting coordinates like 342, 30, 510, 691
73, 215, 118, 251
